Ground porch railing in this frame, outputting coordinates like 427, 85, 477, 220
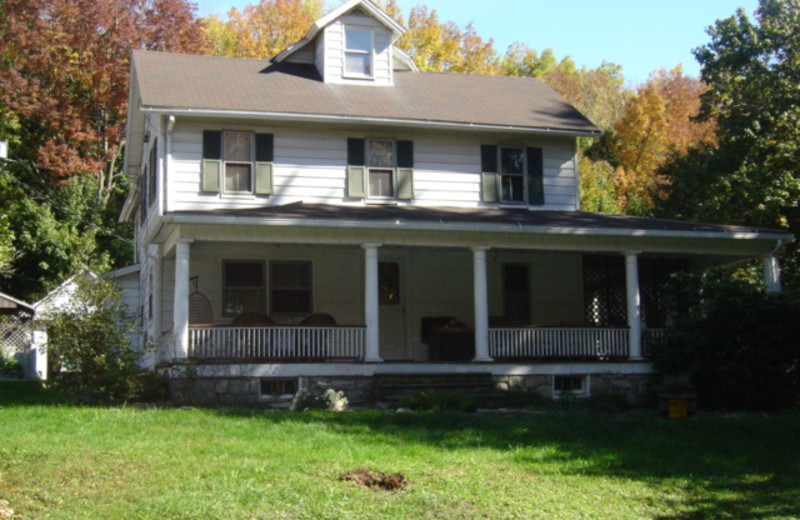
188, 325, 366, 361
489, 327, 629, 360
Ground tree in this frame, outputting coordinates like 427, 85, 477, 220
600, 67, 715, 214
205, 0, 322, 59
0, 0, 207, 297
48, 274, 143, 404
0, 0, 208, 201
656, 0, 800, 289
396, 6, 499, 74
1, 175, 114, 299
652, 273, 800, 410
502, 44, 558, 79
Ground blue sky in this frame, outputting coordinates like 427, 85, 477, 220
194, 0, 760, 85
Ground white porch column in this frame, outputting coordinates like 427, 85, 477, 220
763, 254, 782, 294
173, 239, 192, 360
624, 251, 643, 360
472, 246, 493, 362
362, 243, 382, 362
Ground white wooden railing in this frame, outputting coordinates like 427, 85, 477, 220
489, 327, 629, 360
188, 326, 366, 361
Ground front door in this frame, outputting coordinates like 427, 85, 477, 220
378, 259, 407, 360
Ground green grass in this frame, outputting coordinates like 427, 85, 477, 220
1, 382, 798, 519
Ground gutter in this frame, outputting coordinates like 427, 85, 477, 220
161, 213, 793, 242
138, 106, 602, 138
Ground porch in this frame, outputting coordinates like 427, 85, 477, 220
173, 324, 669, 363
146, 205, 786, 372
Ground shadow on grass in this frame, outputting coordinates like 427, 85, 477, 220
212, 407, 800, 519
0, 379, 70, 405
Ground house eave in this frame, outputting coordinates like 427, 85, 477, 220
162, 212, 791, 243
139, 106, 601, 138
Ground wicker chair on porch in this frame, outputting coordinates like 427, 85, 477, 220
296, 313, 337, 361
232, 312, 276, 326
299, 313, 337, 326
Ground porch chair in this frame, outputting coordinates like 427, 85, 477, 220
297, 313, 337, 361
232, 312, 276, 326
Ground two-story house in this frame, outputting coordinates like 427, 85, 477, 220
120, 0, 792, 405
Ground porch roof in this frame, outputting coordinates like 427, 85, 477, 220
169, 203, 791, 239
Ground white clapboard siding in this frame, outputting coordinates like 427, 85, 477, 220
166, 120, 579, 212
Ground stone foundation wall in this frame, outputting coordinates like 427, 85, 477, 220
167, 372, 654, 407
591, 373, 654, 405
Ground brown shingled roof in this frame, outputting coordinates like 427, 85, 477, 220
131, 50, 600, 135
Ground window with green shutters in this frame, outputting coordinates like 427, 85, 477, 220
201, 131, 273, 195
347, 138, 414, 200
480, 145, 544, 206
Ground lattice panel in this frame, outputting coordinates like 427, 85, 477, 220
583, 255, 627, 327
0, 314, 33, 354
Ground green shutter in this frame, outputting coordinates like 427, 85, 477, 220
201, 131, 222, 193
396, 140, 413, 168
347, 166, 365, 198
347, 138, 366, 166
255, 162, 273, 195
526, 147, 544, 205
201, 159, 221, 192
255, 133, 273, 162
347, 138, 366, 198
255, 133, 274, 195
397, 168, 413, 200
396, 140, 414, 200
480, 145, 499, 203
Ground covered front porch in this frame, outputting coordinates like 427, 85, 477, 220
148, 205, 786, 369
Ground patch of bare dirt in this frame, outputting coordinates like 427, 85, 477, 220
340, 469, 413, 491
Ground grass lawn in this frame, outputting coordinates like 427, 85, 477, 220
1, 381, 799, 519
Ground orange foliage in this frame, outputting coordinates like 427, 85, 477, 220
610, 66, 716, 212
217, 0, 322, 59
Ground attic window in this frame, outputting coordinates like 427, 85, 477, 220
344, 27, 373, 78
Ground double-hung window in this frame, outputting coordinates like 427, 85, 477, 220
481, 144, 544, 205
367, 139, 395, 198
499, 147, 525, 203
202, 130, 274, 195
344, 28, 373, 78
222, 260, 266, 317
347, 138, 414, 200
223, 131, 253, 193
270, 261, 312, 315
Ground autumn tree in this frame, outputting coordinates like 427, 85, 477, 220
656, 0, 800, 289
0, 0, 207, 298
600, 67, 715, 214
0, 0, 207, 201
395, 6, 499, 74
204, 0, 322, 59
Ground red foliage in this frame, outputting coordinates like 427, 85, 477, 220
0, 0, 207, 187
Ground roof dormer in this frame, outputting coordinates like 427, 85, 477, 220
273, 0, 417, 86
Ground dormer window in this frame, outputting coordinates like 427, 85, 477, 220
344, 27, 373, 78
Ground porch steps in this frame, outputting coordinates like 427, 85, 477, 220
372, 373, 503, 406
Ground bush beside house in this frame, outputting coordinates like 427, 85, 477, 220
653, 274, 800, 411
